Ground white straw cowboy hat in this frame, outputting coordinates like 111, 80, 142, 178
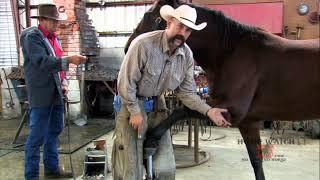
160, 5, 207, 31
30, 4, 67, 21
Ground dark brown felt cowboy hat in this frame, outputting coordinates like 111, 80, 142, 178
30, 4, 67, 21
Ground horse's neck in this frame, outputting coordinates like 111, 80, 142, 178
159, 0, 181, 7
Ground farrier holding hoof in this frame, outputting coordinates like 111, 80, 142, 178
112, 4, 231, 180
20, 3, 86, 180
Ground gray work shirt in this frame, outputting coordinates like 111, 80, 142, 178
117, 30, 211, 115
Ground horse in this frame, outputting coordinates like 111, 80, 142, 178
124, 0, 320, 180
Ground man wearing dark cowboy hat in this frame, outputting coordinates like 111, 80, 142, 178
20, 3, 86, 179
112, 4, 231, 180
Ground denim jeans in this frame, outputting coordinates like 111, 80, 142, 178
24, 105, 64, 180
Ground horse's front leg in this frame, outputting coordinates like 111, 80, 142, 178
239, 121, 265, 180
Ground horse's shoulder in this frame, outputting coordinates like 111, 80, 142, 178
255, 30, 287, 50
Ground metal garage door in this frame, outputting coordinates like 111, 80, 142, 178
0, 0, 18, 68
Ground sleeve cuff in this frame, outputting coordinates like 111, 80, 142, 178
61, 57, 69, 71
127, 103, 141, 115
198, 101, 212, 116
205, 108, 212, 117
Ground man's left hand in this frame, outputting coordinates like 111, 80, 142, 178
62, 85, 69, 97
207, 108, 231, 127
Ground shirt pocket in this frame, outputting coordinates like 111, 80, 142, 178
167, 62, 184, 90
138, 59, 161, 92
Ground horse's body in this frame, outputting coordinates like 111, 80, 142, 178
125, 1, 320, 179
214, 31, 320, 123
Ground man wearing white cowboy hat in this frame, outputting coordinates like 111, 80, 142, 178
112, 4, 230, 180
20, 3, 86, 179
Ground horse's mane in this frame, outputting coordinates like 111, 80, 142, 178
190, 4, 261, 51
127, 1, 265, 54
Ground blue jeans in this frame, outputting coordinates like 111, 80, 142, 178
24, 105, 64, 180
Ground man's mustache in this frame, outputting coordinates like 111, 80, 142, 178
169, 35, 185, 45
173, 35, 185, 42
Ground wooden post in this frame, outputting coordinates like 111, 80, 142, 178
188, 118, 192, 148
194, 118, 199, 163
0, 74, 2, 113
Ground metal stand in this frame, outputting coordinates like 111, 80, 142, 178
175, 118, 210, 168
144, 147, 157, 180
11, 101, 29, 145
164, 91, 210, 168
2, 68, 15, 108
83, 148, 108, 179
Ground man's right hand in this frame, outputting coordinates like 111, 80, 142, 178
129, 113, 144, 137
68, 55, 87, 65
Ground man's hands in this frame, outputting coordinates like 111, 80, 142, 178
68, 55, 87, 65
128, 108, 231, 138
207, 108, 231, 127
129, 113, 144, 138
62, 85, 68, 97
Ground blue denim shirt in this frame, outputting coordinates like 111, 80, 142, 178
20, 26, 69, 107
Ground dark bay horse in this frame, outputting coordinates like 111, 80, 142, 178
124, 0, 320, 179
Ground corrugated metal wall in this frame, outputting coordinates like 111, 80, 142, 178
18, 1, 151, 48
87, 0, 137, 3
0, 0, 150, 69
30, 0, 54, 4
0, 0, 53, 68
0, 0, 18, 68
87, 4, 151, 48
88, 5, 150, 32
18, 0, 52, 28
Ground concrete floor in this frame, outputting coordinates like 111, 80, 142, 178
0, 75, 319, 180
0, 124, 319, 180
